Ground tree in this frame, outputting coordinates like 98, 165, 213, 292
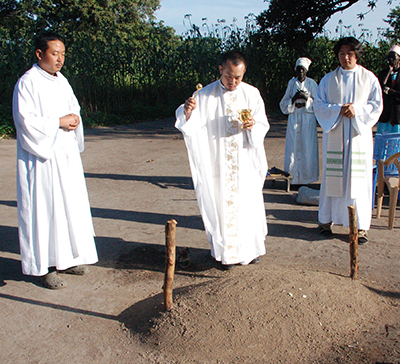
0, 0, 225, 124
257, 0, 389, 48
0, 0, 177, 115
384, 6, 400, 43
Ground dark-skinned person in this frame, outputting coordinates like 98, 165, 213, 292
12, 31, 98, 289
279, 57, 319, 185
175, 50, 270, 270
314, 37, 383, 244
377, 45, 400, 134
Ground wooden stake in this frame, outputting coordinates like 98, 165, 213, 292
347, 205, 359, 280
163, 219, 177, 311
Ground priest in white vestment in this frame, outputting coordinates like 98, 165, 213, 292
280, 57, 319, 185
313, 37, 383, 243
175, 51, 269, 269
12, 31, 98, 288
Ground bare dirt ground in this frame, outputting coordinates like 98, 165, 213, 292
0, 111, 399, 364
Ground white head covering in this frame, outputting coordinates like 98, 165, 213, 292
295, 57, 312, 71
389, 45, 400, 56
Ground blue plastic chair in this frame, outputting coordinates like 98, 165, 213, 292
372, 133, 400, 208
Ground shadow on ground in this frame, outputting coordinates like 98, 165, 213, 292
91, 207, 203, 230
0, 256, 35, 286
0, 225, 19, 255
95, 236, 219, 275
85, 173, 194, 190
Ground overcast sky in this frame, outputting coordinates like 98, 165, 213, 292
155, 0, 396, 41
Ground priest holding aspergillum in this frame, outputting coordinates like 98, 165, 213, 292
175, 50, 270, 270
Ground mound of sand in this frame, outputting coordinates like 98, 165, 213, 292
142, 267, 398, 363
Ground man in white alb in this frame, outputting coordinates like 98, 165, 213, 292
314, 37, 383, 244
13, 31, 98, 288
175, 51, 270, 269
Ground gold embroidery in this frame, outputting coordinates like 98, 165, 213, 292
223, 90, 240, 262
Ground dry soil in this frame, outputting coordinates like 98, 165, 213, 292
0, 112, 399, 363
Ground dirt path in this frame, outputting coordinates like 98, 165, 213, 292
0, 113, 399, 363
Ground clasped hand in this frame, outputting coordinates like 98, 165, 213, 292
60, 113, 80, 130
340, 103, 355, 119
292, 90, 308, 109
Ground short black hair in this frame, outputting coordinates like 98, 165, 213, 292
220, 50, 247, 68
333, 36, 363, 62
34, 31, 64, 53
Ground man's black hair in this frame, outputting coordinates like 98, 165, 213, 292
220, 50, 247, 68
34, 31, 64, 53
333, 36, 363, 62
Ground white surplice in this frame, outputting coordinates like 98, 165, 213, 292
176, 80, 269, 265
279, 77, 319, 184
13, 64, 98, 276
314, 65, 383, 229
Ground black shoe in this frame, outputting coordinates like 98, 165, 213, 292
319, 222, 333, 237
250, 257, 260, 264
358, 230, 369, 245
221, 263, 235, 271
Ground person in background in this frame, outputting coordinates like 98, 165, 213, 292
279, 57, 319, 185
175, 51, 270, 270
313, 37, 383, 244
12, 31, 98, 289
377, 45, 400, 134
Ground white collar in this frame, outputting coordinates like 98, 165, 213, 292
219, 79, 240, 93
34, 63, 60, 81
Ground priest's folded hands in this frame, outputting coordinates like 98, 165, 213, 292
340, 103, 355, 119
59, 113, 80, 130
